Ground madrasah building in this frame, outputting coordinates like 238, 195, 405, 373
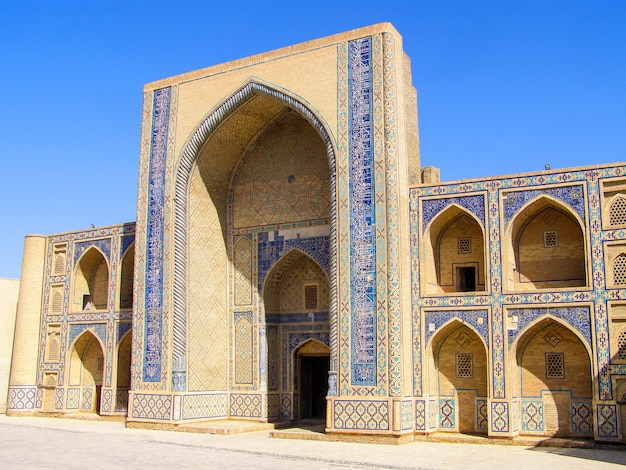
6, 23, 626, 443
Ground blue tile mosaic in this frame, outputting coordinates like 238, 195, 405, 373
348, 36, 377, 386
424, 310, 489, 346
143, 87, 170, 382
422, 195, 486, 233
68, 323, 107, 347
507, 306, 592, 348
73, 238, 111, 264
503, 185, 585, 226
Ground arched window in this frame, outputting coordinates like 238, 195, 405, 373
614, 254, 626, 285
617, 329, 626, 361
610, 197, 626, 226
53, 253, 66, 275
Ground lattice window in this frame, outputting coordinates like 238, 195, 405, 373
458, 237, 471, 254
610, 197, 626, 226
51, 291, 63, 313
617, 329, 626, 361
455, 353, 473, 378
543, 230, 559, 248
53, 253, 65, 275
304, 284, 318, 310
614, 254, 626, 285
47, 336, 60, 362
545, 352, 564, 379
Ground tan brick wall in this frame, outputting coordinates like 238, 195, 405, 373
515, 208, 585, 289
0, 278, 19, 413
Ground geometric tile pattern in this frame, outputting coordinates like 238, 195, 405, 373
130, 394, 172, 420
477, 399, 488, 430
401, 400, 413, 431
507, 307, 591, 349
281, 394, 292, 419
415, 400, 426, 431
234, 317, 253, 384
596, 403, 618, 438
422, 195, 486, 233
229, 394, 261, 418
571, 401, 593, 435
73, 238, 112, 265
348, 36, 377, 387
6, 387, 37, 410
234, 237, 252, 306
333, 400, 389, 431
267, 394, 281, 419
66, 388, 80, 410
181, 394, 228, 420
186, 163, 229, 392
82, 388, 93, 411
503, 185, 585, 226
521, 401, 544, 432
100, 389, 112, 413
439, 399, 455, 429
491, 401, 509, 433
142, 87, 170, 382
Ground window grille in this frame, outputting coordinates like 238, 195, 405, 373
304, 284, 318, 310
51, 291, 62, 313
53, 253, 65, 275
617, 329, 626, 361
458, 237, 471, 254
543, 230, 559, 248
545, 352, 564, 379
455, 353, 473, 378
48, 337, 60, 362
610, 197, 626, 226
615, 254, 626, 285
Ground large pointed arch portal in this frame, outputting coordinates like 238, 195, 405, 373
169, 81, 338, 391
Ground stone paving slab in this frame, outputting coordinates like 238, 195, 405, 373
2, 415, 626, 469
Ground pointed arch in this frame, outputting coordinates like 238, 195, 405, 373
504, 195, 587, 291
73, 246, 109, 311
427, 319, 488, 434
422, 204, 486, 294
609, 195, 626, 226
515, 317, 592, 436
262, 248, 330, 315
171, 81, 337, 391
118, 243, 134, 309
68, 330, 105, 414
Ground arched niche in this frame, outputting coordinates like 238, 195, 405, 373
515, 318, 592, 437
115, 331, 132, 412
68, 330, 105, 414
177, 82, 336, 393
504, 197, 587, 291
118, 244, 134, 310
423, 205, 486, 294
428, 319, 488, 434
73, 247, 109, 311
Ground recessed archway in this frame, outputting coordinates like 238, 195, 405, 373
73, 247, 109, 312
505, 197, 587, 291
68, 331, 105, 414
428, 320, 488, 434
263, 249, 330, 420
423, 205, 486, 294
295, 339, 330, 420
515, 318, 592, 436
173, 81, 338, 394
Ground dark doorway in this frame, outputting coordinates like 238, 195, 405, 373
299, 355, 329, 419
457, 266, 476, 292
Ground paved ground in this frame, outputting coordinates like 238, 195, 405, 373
1, 415, 626, 469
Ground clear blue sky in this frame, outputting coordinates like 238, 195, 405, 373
1, 1, 624, 279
